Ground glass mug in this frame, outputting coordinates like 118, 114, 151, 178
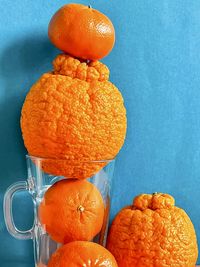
4, 155, 115, 267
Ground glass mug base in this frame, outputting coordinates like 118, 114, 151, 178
4, 155, 115, 267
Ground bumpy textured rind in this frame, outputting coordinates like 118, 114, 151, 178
21, 72, 126, 178
53, 54, 110, 82
107, 193, 198, 267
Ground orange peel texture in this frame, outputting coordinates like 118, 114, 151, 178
53, 54, 110, 82
48, 3, 115, 60
47, 241, 118, 267
21, 54, 127, 178
107, 193, 198, 267
39, 179, 104, 244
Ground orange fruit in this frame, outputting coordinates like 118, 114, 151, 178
107, 193, 198, 267
47, 241, 118, 267
48, 3, 115, 60
39, 179, 104, 244
21, 54, 126, 178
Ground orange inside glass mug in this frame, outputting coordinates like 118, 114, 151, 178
3, 155, 115, 267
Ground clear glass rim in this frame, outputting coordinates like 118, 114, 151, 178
26, 154, 115, 163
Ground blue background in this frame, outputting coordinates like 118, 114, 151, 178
1, 0, 200, 266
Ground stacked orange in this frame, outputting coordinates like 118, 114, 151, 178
19, 3, 199, 267
20, 3, 125, 266
39, 179, 105, 244
21, 4, 126, 179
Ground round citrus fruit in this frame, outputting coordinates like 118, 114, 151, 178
39, 179, 104, 244
107, 193, 198, 267
48, 241, 118, 267
21, 54, 127, 178
48, 3, 115, 60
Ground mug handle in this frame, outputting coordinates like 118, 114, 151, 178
3, 180, 34, 240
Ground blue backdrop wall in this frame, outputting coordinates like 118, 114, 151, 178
1, 0, 200, 266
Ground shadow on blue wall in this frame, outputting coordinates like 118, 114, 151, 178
0, 35, 58, 186
0, 35, 57, 264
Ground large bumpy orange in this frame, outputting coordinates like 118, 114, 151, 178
107, 193, 198, 267
48, 241, 118, 267
39, 179, 104, 244
21, 54, 126, 178
48, 3, 115, 60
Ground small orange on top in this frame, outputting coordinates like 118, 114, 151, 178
48, 3, 115, 60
